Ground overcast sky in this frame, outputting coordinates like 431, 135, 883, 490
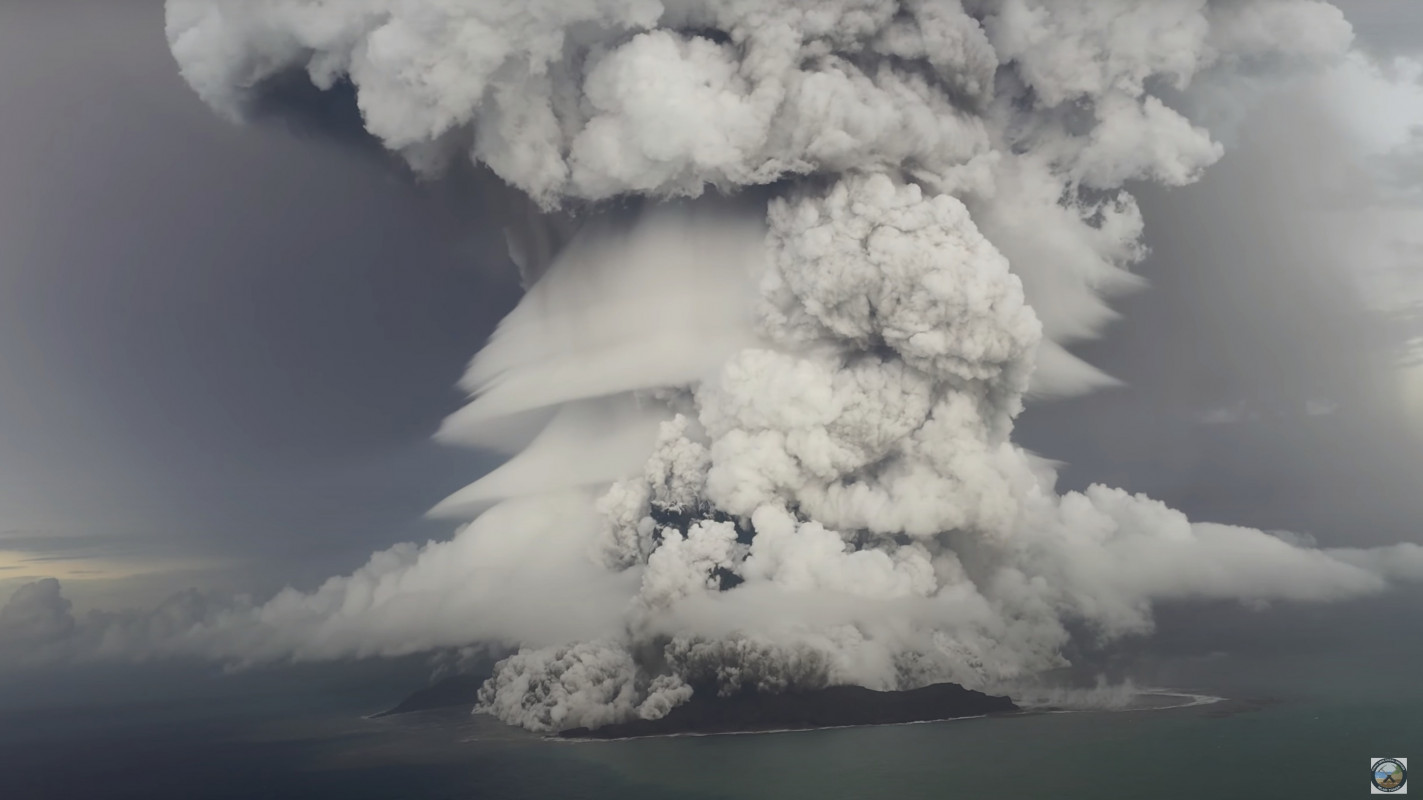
1, 0, 1421, 612
0, 1, 521, 608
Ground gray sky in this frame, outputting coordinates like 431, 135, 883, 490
1332, 0, 1423, 57
1019, 82, 1423, 549
0, 1, 520, 607
0, 0, 1420, 613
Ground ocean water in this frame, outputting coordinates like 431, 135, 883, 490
1, 632, 1417, 799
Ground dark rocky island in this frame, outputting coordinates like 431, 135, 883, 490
559, 682, 1017, 739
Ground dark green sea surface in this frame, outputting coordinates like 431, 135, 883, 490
0, 630, 1416, 799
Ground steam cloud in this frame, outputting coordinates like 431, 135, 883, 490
100, 0, 1423, 731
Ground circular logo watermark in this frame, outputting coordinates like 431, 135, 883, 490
1373, 758, 1408, 794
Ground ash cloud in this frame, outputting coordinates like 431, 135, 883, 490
105, 0, 1423, 732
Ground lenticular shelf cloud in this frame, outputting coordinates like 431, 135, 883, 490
130, 0, 1423, 733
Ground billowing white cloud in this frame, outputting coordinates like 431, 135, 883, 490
124, 0, 1423, 733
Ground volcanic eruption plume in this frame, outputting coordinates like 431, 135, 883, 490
159, 0, 1423, 732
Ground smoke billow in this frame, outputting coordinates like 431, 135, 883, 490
141, 0, 1423, 732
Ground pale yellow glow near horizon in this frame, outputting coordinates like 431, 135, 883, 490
0, 550, 161, 583
0, 550, 235, 612
1399, 362, 1423, 440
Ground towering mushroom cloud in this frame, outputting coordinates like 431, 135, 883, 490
165, 0, 1423, 732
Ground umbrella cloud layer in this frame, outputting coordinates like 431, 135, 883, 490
22, 0, 1408, 732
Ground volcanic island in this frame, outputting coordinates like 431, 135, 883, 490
380, 675, 1017, 738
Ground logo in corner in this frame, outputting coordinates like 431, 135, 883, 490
1373, 758, 1408, 794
